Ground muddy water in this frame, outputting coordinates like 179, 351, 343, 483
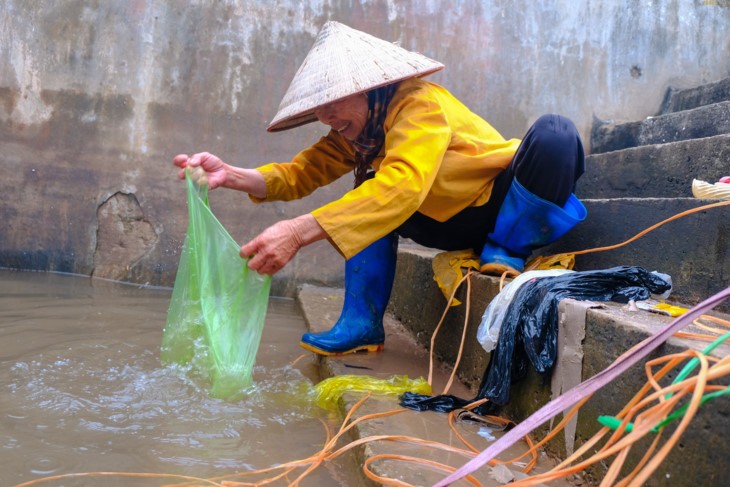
0, 270, 357, 487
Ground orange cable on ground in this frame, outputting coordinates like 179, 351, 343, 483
427, 270, 472, 386
363, 454, 483, 487
13, 472, 226, 487
498, 268, 520, 290
407, 201, 730, 485
479, 350, 721, 485
288, 353, 308, 367
672, 314, 729, 341
694, 314, 730, 334
673, 331, 720, 341
442, 269, 473, 394
503, 350, 730, 486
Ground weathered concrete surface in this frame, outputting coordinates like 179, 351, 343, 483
93, 191, 158, 280
1, 1, 728, 295
541, 198, 730, 312
386, 246, 730, 486
591, 100, 730, 154
577, 134, 730, 199
660, 75, 730, 114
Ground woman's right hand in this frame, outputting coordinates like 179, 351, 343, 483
173, 152, 229, 190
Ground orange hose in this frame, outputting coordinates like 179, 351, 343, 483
428, 270, 472, 386
443, 270, 473, 395
527, 200, 730, 270
506, 351, 729, 486
363, 454, 483, 487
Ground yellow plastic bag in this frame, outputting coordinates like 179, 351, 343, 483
313, 374, 432, 407
432, 250, 481, 306
526, 252, 577, 271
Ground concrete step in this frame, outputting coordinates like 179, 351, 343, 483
577, 133, 730, 199
295, 283, 573, 486
541, 198, 730, 312
591, 100, 730, 154
387, 245, 730, 486
660, 76, 730, 115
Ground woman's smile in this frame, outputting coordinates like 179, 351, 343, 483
314, 93, 369, 141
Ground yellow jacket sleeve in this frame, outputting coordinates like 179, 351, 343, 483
250, 131, 356, 202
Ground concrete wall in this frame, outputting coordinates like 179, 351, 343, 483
1, 0, 728, 295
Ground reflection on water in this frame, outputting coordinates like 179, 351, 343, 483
0, 270, 352, 486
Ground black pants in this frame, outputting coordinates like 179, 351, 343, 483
396, 114, 585, 252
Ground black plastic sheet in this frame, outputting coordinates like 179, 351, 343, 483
400, 266, 672, 414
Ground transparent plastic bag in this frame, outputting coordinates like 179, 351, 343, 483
161, 168, 271, 399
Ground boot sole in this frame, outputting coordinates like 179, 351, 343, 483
298, 341, 384, 357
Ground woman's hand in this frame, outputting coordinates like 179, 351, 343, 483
172, 152, 268, 197
173, 152, 229, 190
241, 214, 328, 275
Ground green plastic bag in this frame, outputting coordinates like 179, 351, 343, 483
161, 168, 271, 399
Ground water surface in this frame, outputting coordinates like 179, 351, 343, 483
0, 270, 353, 486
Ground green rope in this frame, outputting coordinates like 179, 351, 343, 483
598, 331, 730, 433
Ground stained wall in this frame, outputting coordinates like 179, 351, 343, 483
1, 0, 728, 295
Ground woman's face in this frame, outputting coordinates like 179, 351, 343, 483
314, 93, 369, 141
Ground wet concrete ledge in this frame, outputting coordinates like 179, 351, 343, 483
296, 284, 574, 487
296, 245, 730, 486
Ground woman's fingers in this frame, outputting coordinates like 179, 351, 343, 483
241, 221, 303, 275
172, 152, 228, 188
173, 154, 190, 180
243, 245, 283, 275
172, 153, 190, 168
247, 253, 281, 275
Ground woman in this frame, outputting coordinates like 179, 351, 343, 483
173, 21, 586, 356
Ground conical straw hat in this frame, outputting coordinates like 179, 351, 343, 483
267, 21, 444, 132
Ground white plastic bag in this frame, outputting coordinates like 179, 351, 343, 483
477, 269, 573, 352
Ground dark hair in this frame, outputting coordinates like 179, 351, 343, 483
351, 83, 400, 187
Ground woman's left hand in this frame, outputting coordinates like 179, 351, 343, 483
241, 214, 327, 275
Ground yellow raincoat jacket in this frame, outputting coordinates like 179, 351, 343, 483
252, 78, 522, 258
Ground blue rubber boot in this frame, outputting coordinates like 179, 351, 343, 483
300, 233, 398, 356
479, 179, 587, 275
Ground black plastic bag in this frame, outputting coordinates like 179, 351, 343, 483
400, 266, 671, 413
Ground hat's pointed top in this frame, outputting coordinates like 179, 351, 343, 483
267, 21, 444, 132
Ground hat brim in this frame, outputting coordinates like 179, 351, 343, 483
266, 68, 443, 132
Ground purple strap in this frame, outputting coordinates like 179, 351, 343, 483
435, 287, 730, 486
